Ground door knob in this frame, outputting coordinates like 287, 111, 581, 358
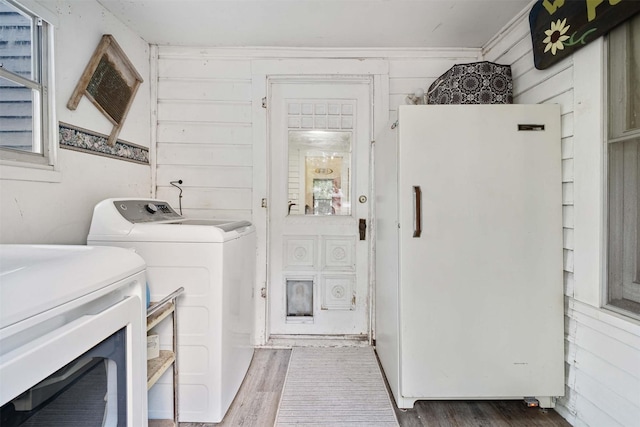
359, 218, 367, 240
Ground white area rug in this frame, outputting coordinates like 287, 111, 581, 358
275, 347, 399, 426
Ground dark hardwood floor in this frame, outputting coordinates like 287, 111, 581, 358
394, 400, 570, 427
180, 348, 571, 427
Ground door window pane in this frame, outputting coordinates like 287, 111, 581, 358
287, 279, 313, 317
287, 130, 352, 216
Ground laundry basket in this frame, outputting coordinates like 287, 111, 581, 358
427, 61, 513, 105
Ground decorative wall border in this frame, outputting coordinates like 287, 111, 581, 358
58, 122, 149, 164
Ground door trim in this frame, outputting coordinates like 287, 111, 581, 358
267, 76, 371, 339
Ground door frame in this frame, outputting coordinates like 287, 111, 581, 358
267, 76, 372, 337
251, 59, 389, 345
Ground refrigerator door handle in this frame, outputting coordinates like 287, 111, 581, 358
413, 186, 422, 238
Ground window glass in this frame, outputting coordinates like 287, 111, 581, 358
287, 130, 352, 216
606, 14, 640, 318
0, 2, 33, 79
0, 76, 37, 152
0, 0, 49, 164
607, 137, 640, 314
609, 14, 640, 138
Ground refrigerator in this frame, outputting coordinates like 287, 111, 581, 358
374, 104, 565, 409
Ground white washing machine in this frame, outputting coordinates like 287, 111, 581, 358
87, 198, 256, 423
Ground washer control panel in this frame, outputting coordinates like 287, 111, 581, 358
114, 200, 182, 223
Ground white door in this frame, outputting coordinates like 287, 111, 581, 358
268, 78, 372, 337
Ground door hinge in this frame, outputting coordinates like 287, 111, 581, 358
262, 97, 267, 109
261, 287, 267, 298
261, 198, 267, 208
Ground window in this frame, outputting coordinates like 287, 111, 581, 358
0, 0, 52, 166
606, 14, 640, 318
287, 130, 352, 216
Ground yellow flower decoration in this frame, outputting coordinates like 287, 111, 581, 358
543, 18, 571, 55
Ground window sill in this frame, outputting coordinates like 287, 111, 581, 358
570, 299, 640, 333
603, 301, 640, 324
0, 161, 61, 183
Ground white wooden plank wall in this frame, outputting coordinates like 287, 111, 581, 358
156, 54, 253, 220
483, 14, 640, 427
155, 48, 479, 220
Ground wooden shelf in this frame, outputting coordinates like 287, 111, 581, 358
147, 350, 175, 390
146, 287, 183, 425
147, 301, 175, 331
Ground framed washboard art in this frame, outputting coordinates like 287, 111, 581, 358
67, 35, 143, 146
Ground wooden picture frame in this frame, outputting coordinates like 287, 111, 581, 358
67, 35, 143, 146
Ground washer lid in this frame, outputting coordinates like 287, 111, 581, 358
117, 220, 255, 243
178, 219, 252, 232
0, 245, 145, 329
88, 198, 255, 243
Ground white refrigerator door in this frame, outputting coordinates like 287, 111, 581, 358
397, 105, 564, 403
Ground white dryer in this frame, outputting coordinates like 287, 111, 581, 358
87, 198, 256, 423
0, 245, 147, 426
